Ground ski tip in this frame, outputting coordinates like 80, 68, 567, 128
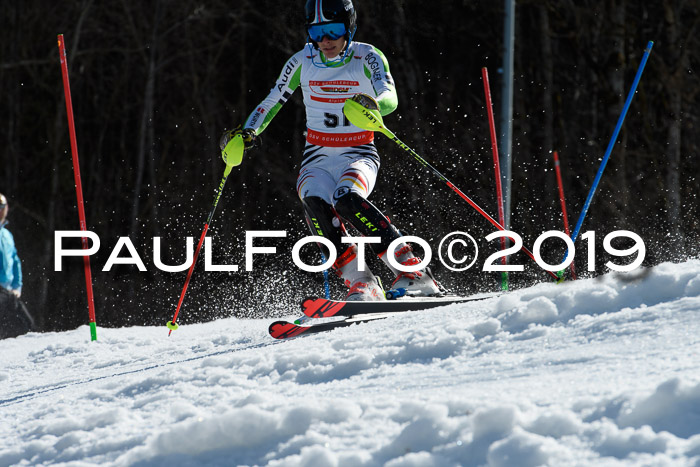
301, 297, 347, 318
268, 320, 303, 339
268, 321, 285, 339
301, 296, 319, 307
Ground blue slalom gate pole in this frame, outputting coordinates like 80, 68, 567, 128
567, 41, 653, 251
321, 252, 331, 299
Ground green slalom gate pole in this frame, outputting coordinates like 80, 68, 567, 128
167, 135, 243, 336
343, 99, 559, 281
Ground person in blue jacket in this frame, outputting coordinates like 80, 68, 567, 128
0, 192, 33, 339
0, 193, 22, 298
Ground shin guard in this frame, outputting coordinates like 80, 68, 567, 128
333, 192, 401, 255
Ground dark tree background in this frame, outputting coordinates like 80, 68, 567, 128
1, 0, 698, 332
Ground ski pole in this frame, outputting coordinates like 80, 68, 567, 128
167, 134, 244, 335
58, 34, 98, 341
567, 41, 653, 253
553, 151, 576, 280
343, 99, 559, 281
482, 67, 508, 290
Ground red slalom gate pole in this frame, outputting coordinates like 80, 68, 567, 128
58, 34, 98, 341
553, 151, 577, 280
482, 67, 508, 290
343, 99, 559, 281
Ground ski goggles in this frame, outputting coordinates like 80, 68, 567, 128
307, 22, 346, 42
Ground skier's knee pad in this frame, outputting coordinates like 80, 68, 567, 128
333, 192, 401, 253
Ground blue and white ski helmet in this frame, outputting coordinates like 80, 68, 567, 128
304, 0, 357, 44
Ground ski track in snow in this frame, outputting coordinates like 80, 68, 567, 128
1, 260, 700, 466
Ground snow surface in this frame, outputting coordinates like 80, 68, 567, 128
1, 260, 700, 466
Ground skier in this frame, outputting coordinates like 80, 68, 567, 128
221, 0, 440, 301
